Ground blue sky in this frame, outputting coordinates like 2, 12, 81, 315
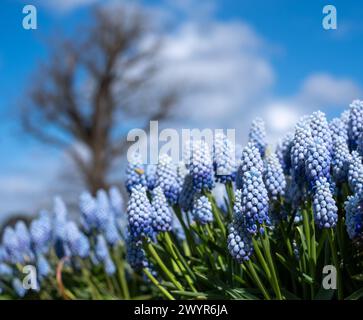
0, 0, 363, 220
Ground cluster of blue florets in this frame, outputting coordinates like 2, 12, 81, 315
313, 177, 338, 228
264, 152, 286, 201
3, 100, 363, 296
155, 154, 181, 204
236, 142, 264, 189
0, 187, 125, 296
248, 117, 267, 157
151, 186, 173, 232
213, 132, 237, 183
191, 195, 213, 225
188, 140, 215, 193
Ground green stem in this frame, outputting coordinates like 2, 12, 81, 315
327, 229, 343, 299
163, 232, 197, 292
145, 241, 184, 291
112, 246, 130, 299
246, 260, 271, 300
260, 232, 283, 300
143, 268, 175, 300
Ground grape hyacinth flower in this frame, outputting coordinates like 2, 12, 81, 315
330, 117, 348, 144
309, 111, 333, 153
127, 185, 154, 239
109, 186, 124, 218
104, 256, 116, 275
227, 222, 253, 263
64, 222, 90, 258
213, 132, 237, 183
248, 117, 267, 157
276, 132, 294, 175
95, 190, 121, 245
348, 99, 363, 150
348, 151, 363, 194
30, 211, 52, 255
345, 193, 363, 240
14, 221, 34, 261
155, 154, 180, 204
178, 174, 195, 212
357, 132, 363, 158
126, 236, 150, 271
189, 140, 215, 193
236, 142, 264, 190
95, 190, 112, 228
37, 253, 51, 279
340, 109, 350, 127
125, 152, 148, 193
305, 138, 331, 187
151, 186, 173, 233
240, 169, 270, 234
104, 218, 122, 246
176, 161, 188, 190
312, 177, 338, 229
0, 263, 12, 276
79, 191, 98, 231
53, 197, 68, 241
264, 152, 286, 201
291, 119, 313, 186
2, 227, 23, 264
191, 195, 213, 225
145, 164, 157, 191
12, 278, 26, 298
332, 136, 351, 183
95, 235, 116, 275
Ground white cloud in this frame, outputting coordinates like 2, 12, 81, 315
159, 20, 274, 128
297, 73, 362, 106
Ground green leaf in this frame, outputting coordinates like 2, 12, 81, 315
225, 288, 259, 300
301, 273, 314, 285
345, 287, 363, 300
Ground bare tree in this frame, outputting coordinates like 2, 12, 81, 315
22, 6, 179, 194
